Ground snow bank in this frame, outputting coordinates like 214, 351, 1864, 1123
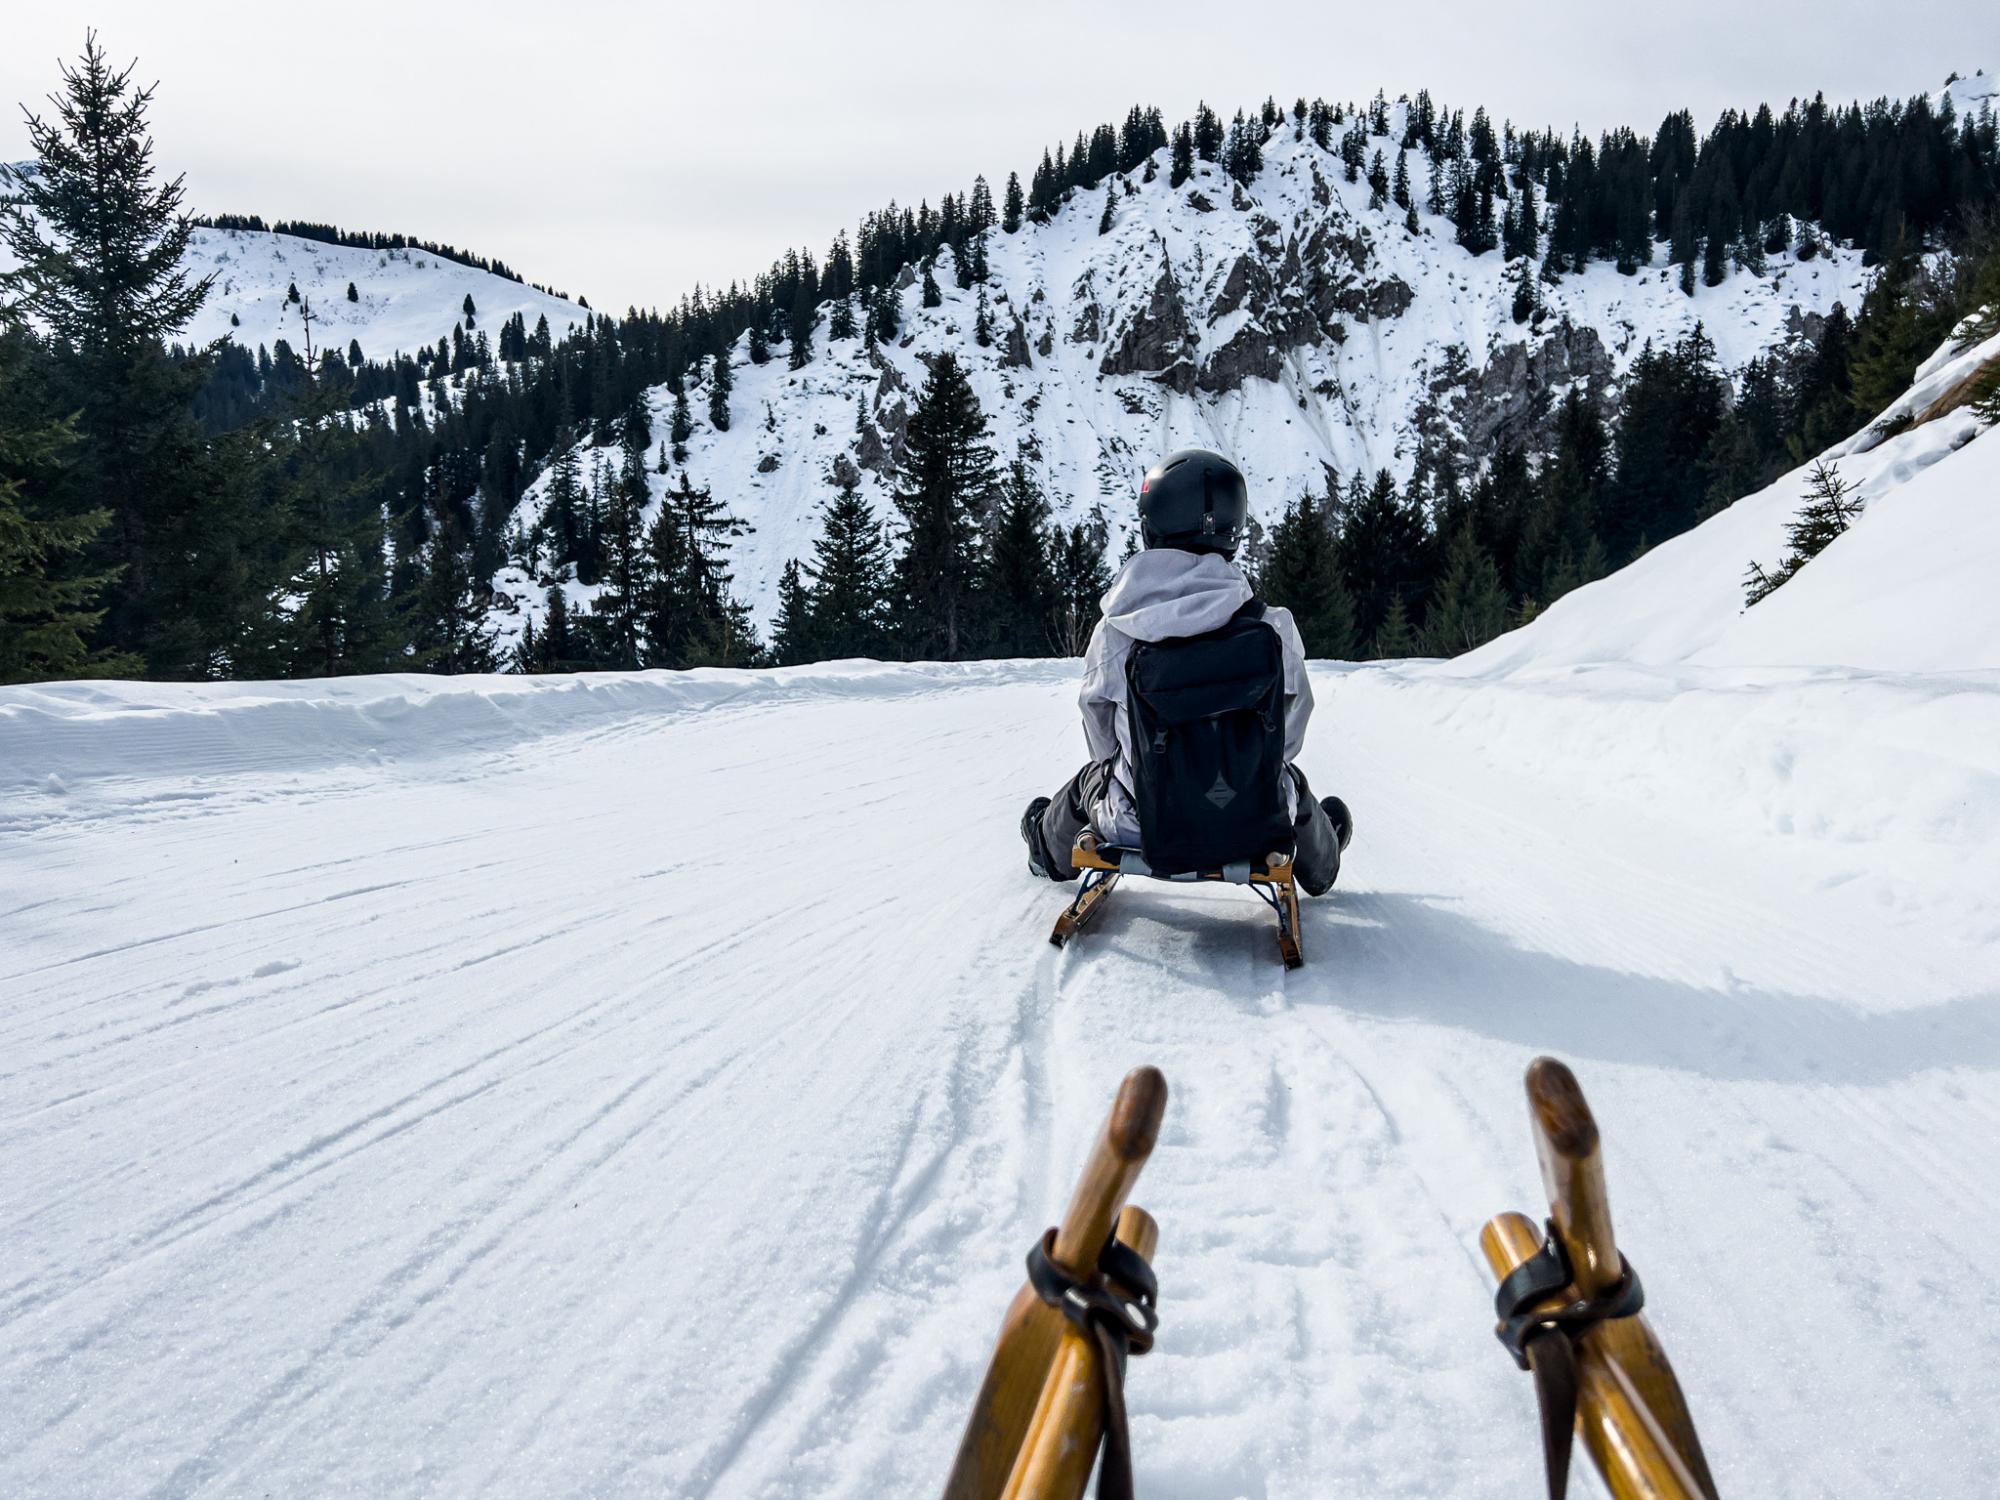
0, 660, 1076, 806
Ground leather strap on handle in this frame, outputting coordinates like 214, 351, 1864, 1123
1025, 1229, 1159, 1500
1494, 1223, 1646, 1499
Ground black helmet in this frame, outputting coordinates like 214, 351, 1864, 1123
1138, 449, 1249, 556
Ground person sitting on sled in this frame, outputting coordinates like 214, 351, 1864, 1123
1020, 448, 1352, 890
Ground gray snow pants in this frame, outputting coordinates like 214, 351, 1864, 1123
1034, 760, 1342, 896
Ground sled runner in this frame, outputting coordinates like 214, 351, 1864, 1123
1481, 1058, 1720, 1500
941, 1066, 1168, 1500
1049, 830, 1304, 968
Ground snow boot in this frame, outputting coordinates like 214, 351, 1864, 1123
1021, 796, 1056, 879
1321, 795, 1354, 852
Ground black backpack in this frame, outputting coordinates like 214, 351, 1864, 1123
1124, 599, 1293, 875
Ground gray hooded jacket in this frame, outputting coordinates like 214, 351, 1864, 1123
1078, 549, 1313, 845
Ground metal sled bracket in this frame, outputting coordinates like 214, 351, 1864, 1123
1051, 833, 1303, 968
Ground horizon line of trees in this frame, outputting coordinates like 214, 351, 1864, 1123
188, 213, 572, 300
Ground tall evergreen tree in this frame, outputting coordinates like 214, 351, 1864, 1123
1422, 526, 1511, 655
590, 431, 654, 667
1340, 469, 1431, 644
788, 281, 815, 369
804, 478, 894, 659
1, 34, 258, 673
707, 350, 732, 432
250, 358, 391, 677
891, 353, 996, 658
408, 487, 496, 673
0, 322, 132, 682
1259, 490, 1357, 658
768, 558, 818, 665
980, 457, 1058, 656
1367, 591, 1419, 658
1050, 517, 1111, 657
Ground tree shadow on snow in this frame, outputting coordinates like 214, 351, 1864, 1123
1284, 888, 2000, 1087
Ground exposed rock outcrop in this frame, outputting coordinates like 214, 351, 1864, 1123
1098, 252, 1196, 394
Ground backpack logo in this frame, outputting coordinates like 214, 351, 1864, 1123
1151, 729, 1168, 753
1205, 771, 1236, 809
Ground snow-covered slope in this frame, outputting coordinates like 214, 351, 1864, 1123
177, 225, 591, 362
4, 654, 1997, 1496
495, 114, 1869, 632
1, 162, 589, 362
1452, 323, 2000, 677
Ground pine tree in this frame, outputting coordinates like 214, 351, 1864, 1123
345, 281, 359, 303
1971, 360, 2000, 426
534, 583, 577, 671
1392, 150, 1412, 210
1510, 260, 1537, 324
1743, 460, 1863, 605
591, 432, 654, 667
642, 471, 758, 667
1002, 171, 1025, 233
891, 353, 996, 658
1340, 468, 1431, 644
1170, 124, 1195, 188
828, 294, 857, 341
805, 479, 894, 659
409, 490, 497, 673
251, 357, 392, 678
1846, 257, 1943, 419
669, 385, 693, 462
1367, 592, 1419, 658
538, 441, 583, 572
921, 261, 942, 309
980, 457, 1058, 656
1050, 517, 1111, 657
1259, 490, 1357, 658
1423, 527, 1511, 655
788, 281, 815, 369
1, 34, 256, 672
0, 330, 131, 682
707, 350, 732, 431
1098, 188, 1116, 235
768, 558, 818, 665
974, 284, 995, 347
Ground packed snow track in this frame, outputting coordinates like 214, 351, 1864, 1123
3, 661, 1996, 1497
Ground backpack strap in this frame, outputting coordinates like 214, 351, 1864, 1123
1230, 596, 1267, 625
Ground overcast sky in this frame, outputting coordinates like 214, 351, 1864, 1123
5, 1, 1989, 311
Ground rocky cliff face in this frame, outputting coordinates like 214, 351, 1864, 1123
499, 109, 1872, 628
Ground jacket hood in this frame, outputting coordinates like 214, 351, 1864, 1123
1100, 549, 1254, 643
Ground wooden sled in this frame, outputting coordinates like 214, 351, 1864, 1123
1050, 830, 1304, 968
941, 1066, 1168, 1500
1480, 1057, 1720, 1500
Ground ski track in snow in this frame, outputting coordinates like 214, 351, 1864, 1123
2, 665, 1996, 1497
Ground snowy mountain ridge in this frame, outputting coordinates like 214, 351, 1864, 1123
2, 160, 592, 367
489, 106, 1873, 638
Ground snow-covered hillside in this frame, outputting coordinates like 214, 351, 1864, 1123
2, 162, 590, 362
495, 114, 1870, 632
178, 225, 591, 362
1454, 323, 2000, 676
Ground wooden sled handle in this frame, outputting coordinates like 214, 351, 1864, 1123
1000, 1204, 1160, 1500
1051, 1066, 1167, 1273
1481, 1058, 1720, 1500
941, 1067, 1169, 1500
